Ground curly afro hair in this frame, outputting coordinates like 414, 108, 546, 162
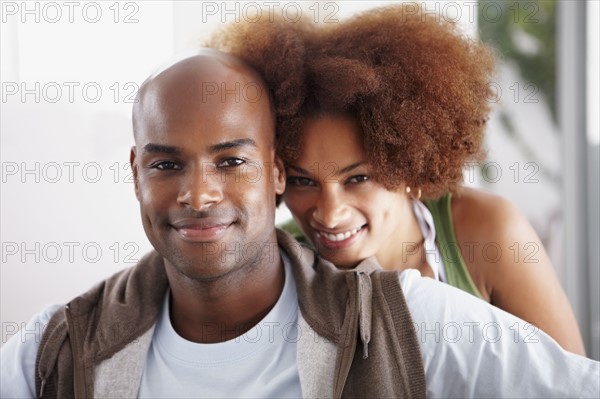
209, 4, 496, 199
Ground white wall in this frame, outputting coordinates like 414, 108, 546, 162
1, 0, 174, 342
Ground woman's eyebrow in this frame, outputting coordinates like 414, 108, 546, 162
286, 165, 311, 175
287, 162, 366, 176
338, 162, 366, 174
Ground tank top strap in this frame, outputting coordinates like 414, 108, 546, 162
411, 199, 445, 282
423, 194, 484, 299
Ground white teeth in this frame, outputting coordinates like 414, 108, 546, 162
318, 226, 363, 242
324, 232, 336, 241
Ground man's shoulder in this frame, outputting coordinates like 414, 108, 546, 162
33, 251, 169, 394
67, 251, 165, 312
31, 250, 167, 359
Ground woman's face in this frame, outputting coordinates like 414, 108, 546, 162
283, 114, 415, 268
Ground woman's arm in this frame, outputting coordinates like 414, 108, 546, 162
451, 187, 586, 355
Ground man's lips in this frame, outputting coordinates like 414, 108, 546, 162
171, 218, 233, 242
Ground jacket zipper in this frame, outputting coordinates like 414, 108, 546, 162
65, 305, 88, 398
333, 274, 360, 398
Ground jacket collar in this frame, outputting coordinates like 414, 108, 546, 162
63, 229, 381, 361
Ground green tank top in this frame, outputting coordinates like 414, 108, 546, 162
278, 193, 484, 299
424, 194, 483, 299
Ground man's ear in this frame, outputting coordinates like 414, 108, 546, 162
273, 155, 286, 195
130, 146, 140, 201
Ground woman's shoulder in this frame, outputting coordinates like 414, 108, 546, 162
450, 187, 529, 244
448, 190, 585, 355
448, 187, 537, 300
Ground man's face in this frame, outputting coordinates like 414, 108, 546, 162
131, 57, 285, 280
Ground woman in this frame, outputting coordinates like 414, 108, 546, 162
211, 4, 585, 355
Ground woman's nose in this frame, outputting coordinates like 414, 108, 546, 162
312, 188, 352, 229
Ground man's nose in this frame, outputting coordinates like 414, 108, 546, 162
312, 187, 351, 229
177, 164, 223, 210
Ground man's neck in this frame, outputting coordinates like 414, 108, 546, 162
165, 250, 285, 344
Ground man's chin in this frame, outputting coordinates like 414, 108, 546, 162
167, 254, 241, 282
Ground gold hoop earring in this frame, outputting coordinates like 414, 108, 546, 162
405, 186, 422, 201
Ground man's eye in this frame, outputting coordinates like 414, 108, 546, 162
151, 161, 180, 170
347, 175, 369, 184
217, 158, 245, 168
287, 176, 315, 186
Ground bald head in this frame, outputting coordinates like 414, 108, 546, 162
133, 49, 274, 144
128, 49, 286, 291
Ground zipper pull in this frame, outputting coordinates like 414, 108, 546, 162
39, 378, 46, 398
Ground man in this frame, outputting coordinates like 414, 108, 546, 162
2, 51, 599, 398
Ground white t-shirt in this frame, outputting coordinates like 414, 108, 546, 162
137, 254, 302, 398
2, 260, 599, 398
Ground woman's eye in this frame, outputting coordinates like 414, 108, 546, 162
218, 158, 245, 168
347, 175, 369, 184
287, 176, 315, 186
151, 161, 180, 170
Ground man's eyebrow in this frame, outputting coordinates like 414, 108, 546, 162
143, 143, 181, 154
287, 162, 366, 176
209, 138, 258, 153
141, 139, 258, 155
